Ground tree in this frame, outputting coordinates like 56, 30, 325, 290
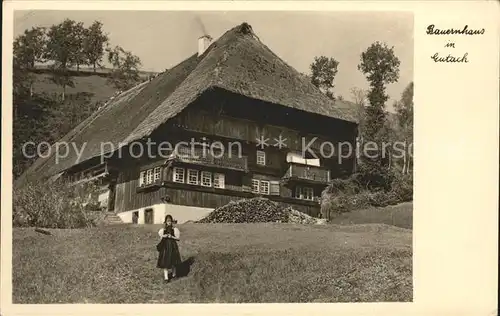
45, 19, 80, 100
310, 56, 339, 100
71, 21, 87, 71
13, 27, 47, 97
349, 87, 368, 171
107, 45, 142, 90
357, 41, 400, 189
84, 21, 109, 72
49, 66, 75, 101
394, 82, 413, 174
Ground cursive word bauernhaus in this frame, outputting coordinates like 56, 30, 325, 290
427, 24, 485, 35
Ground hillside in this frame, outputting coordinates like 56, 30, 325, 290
29, 67, 158, 104
13, 220, 412, 303
31, 72, 118, 103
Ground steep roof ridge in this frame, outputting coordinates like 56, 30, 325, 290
122, 25, 245, 143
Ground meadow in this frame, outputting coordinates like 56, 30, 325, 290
12, 203, 412, 303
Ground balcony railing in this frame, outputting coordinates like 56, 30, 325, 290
174, 145, 248, 171
283, 163, 330, 184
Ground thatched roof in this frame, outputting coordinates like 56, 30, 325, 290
16, 22, 358, 185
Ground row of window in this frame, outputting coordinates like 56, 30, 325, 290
173, 167, 225, 189
295, 186, 314, 201
139, 167, 162, 187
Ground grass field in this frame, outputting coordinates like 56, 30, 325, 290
13, 206, 413, 303
32, 73, 117, 103
329, 202, 413, 229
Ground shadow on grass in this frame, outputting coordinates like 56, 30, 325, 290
175, 256, 195, 278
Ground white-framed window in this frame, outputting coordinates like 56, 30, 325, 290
201, 171, 212, 187
256, 150, 266, 166
139, 167, 162, 187
213, 173, 225, 189
251, 179, 260, 193
260, 180, 270, 195
173, 167, 185, 183
295, 186, 314, 200
187, 169, 199, 185
251, 178, 272, 195
139, 171, 147, 187
146, 169, 153, 184
270, 181, 280, 195
153, 167, 161, 181
303, 187, 314, 200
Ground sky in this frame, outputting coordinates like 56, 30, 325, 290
14, 10, 413, 110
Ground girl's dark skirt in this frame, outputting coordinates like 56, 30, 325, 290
157, 238, 182, 269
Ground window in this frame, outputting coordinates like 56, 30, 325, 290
139, 171, 147, 187
295, 186, 314, 200
251, 179, 260, 193
256, 150, 266, 166
153, 167, 161, 181
251, 178, 272, 195
201, 171, 212, 187
173, 167, 185, 183
213, 173, 225, 189
303, 187, 314, 200
187, 169, 199, 185
146, 169, 153, 184
270, 181, 280, 195
260, 180, 270, 195
139, 167, 162, 187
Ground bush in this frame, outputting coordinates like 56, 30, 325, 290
390, 172, 413, 202
320, 171, 413, 220
13, 179, 105, 228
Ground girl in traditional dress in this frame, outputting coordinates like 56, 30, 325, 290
156, 214, 182, 282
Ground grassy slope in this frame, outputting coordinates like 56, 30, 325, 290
329, 202, 413, 229
32, 73, 117, 103
13, 221, 412, 303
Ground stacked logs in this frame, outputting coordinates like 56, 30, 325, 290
197, 197, 326, 225
197, 197, 289, 223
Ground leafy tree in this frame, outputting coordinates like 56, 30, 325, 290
13, 27, 47, 97
45, 19, 80, 100
71, 21, 87, 71
107, 45, 142, 90
310, 56, 339, 100
349, 87, 368, 171
49, 66, 75, 101
357, 41, 400, 189
84, 21, 109, 72
394, 82, 413, 174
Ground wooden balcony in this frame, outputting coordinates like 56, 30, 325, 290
174, 145, 248, 171
283, 163, 330, 184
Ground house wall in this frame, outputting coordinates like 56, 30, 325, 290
116, 203, 213, 224
105, 90, 357, 222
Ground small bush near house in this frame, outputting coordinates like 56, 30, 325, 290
321, 172, 413, 219
13, 179, 105, 228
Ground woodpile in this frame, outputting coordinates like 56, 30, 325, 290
197, 198, 289, 223
197, 197, 327, 225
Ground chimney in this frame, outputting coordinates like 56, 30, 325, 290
198, 35, 212, 56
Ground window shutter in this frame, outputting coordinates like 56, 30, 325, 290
270, 181, 280, 195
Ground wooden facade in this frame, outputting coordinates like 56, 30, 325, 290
60, 89, 357, 222
78, 89, 358, 220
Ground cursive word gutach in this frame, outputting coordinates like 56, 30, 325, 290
427, 24, 485, 35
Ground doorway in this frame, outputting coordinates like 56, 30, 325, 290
132, 211, 139, 224
144, 208, 154, 224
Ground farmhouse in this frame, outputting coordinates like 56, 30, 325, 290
17, 23, 359, 224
